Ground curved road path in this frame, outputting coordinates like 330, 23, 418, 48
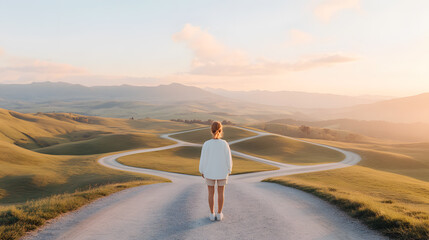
24, 127, 386, 240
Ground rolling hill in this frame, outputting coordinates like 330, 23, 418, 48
266, 118, 429, 142
0, 107, 202, 204
0, 108, 196, 149
0, 82, 311, 123
309, 93, 429, 124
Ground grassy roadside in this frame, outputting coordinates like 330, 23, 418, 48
117, 146, 279, 175
264, 166, 429, 240
0, 178, 168, 240
298, 138, 429, 182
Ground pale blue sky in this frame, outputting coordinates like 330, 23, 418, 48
0, 0, 428, 96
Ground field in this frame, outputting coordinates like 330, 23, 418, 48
264, 166, 429, 240
170, 126, 257, 144
230, 135, 345, 165
117, 146, 279, 175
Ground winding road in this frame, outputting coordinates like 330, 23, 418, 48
24, 126, 386, 240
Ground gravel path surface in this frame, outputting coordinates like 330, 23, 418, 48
23, 127, 387, 240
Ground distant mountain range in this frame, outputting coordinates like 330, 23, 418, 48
0, 81, 427, 124
205, 88, 392, 108
0, 82, 308, 123
0, 82, 220, 103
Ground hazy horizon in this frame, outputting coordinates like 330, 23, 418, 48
0, 80, 403, 98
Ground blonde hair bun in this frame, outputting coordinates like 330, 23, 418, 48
211, 121, 223, 139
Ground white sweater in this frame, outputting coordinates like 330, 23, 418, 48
199, 138, 233, 179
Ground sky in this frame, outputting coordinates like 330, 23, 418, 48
0, 0, 428, 97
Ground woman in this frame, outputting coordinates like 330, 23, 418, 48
199, 121, 233, 221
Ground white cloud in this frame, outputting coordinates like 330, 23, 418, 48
313, 0, 360, 22
0, 48, 164, 86
173, 24, 356, 76
173, 24, 248, 67
0, 49, 88, 83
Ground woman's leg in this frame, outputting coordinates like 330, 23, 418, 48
217, 185, 225, 213
207, 185, 215, 213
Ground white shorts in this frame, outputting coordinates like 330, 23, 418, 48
205, 178, 227, 186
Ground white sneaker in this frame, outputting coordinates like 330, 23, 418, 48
216, 212, 223, 221
209, 212, 215, 221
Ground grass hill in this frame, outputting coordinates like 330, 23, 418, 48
250, 121, 377, 143
311, 92, 429, 124
34, 133, 174, 155
263, 118, 429, 142
230, 135, 345, 165
0, 108, 205, 204
0, 140, 168, 204
0, 108, 202, 150
301, 138, 429, 182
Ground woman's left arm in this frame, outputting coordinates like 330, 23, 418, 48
199, 142, 207, 178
